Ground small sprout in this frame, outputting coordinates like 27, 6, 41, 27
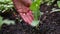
30, 0, 41, 26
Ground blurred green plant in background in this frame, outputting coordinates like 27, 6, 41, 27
0, 0, 14, 28
0, 0, 13, 12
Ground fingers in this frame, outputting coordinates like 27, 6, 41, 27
17, 7, 34, 24
20, 12, 34, 24
28, 10, 34, 20
17, 7, 29, 13
12, 0, 34, 24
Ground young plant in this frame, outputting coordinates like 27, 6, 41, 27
30, 0, 41, 26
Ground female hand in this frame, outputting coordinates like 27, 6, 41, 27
13, 0, 34, 24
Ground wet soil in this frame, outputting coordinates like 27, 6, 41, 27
0, 11, 60, 34
40, 12, 60, 34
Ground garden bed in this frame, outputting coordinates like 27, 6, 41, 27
0, 0, 60, 34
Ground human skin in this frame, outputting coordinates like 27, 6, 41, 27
20, 0, 32, 7
13, 0, 34, 24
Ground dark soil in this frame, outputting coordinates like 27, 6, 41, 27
0, 12, 60, 34
40, 12, 60, 34
0, 21, 41, 34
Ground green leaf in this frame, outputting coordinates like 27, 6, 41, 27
30, 0, 41, 26
30, 0, 41, 20
0, 16, 3, 28
0, 16, 15, 29
57, 1, 60, 8
2, 19, 15, 25
30, 0, 41, 11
